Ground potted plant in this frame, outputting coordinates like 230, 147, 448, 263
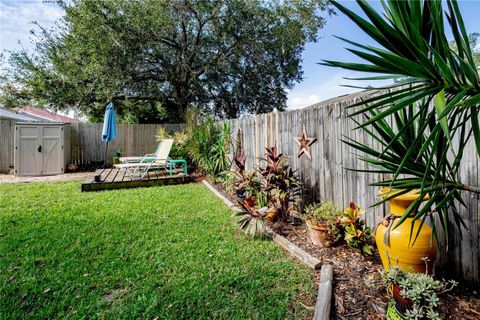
375, 188, 436, 274
303, 201, 341, 247
381, 266, 457, 320
341, 202, 373, 254
67, 163, 78, 172
113, 149, 122, 165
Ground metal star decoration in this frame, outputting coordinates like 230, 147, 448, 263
294, 126, 317, 160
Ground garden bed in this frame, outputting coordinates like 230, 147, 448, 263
210, 180, 480, 320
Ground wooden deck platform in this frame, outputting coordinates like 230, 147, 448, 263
81, 168, 192, 192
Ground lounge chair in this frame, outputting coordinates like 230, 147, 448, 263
119, 139, 171, 163
114, 139, 187, 179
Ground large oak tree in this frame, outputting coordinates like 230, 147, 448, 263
1, 0, 331, 123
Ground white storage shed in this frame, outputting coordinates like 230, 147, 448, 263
14, 122, 70, 176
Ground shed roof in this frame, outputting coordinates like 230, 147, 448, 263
0, 107, 40, 122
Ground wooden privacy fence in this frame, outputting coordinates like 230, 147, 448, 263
225, 90, 479, 288
0, 122, 184, 172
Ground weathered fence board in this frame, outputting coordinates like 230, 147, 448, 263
225, 92, 479, 288
0, 121, 184, 172
0, 121, 14, 173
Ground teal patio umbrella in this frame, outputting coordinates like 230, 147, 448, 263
101, 102, 117, 168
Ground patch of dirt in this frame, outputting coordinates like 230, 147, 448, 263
101, 288, 128, 305
210, 181, 480, 320
0, 172, 92, 183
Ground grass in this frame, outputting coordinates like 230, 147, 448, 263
0, 182, 315, 319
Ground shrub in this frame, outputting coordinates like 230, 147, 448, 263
303, 201, 342, 225
186, 116, 232, 177
341, 202, 373, 254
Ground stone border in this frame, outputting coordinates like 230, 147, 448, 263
202, 179, 321, 270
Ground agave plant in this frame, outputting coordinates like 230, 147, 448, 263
323, 0, 480, 241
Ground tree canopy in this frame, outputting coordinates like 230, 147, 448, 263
0, 0, 331, 123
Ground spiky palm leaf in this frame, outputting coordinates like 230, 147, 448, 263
323, 0, 480, 241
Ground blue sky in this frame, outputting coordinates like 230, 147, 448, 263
1, 0, 479, 109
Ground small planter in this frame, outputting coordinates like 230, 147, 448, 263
113, 157, 120, 165
306, 221, 328, 247
391, 283, 413, 315
67, 164, 78, 172
265, 210, 278, 222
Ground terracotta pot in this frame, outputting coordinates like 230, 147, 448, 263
306, 221, 328, 247
265, 209, 278, 222
391, 283, 413, 315
375, 188, 437, 274
67, 164, 78, 172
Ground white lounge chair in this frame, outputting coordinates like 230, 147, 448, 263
114, 139, 177, 179
119, 139, 172, 163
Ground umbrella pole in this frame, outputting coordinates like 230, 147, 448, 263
103, 141, 109, 169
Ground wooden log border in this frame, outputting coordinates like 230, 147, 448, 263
202, 179, 321, 270
314, 264, 333, 320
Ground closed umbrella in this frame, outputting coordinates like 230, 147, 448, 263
101, 102, 117, 168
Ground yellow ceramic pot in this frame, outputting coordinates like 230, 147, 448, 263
375, 188, 437, 274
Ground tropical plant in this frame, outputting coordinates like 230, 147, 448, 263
114, 149, 122, 157
226, 153, 262, 197
341, 202, 373, 254
187, 116, 232, 177
381, 266, 457, 320
233, 196, 267, 238
260, 146, 302, 222
323, 0, 480, 241
303, 201, 342, 225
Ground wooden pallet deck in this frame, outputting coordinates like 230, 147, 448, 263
81, 168, 192, 192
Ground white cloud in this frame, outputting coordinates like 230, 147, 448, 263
0, 0, 64, 53
287, 71, 394, 109
287, 72, 361, 109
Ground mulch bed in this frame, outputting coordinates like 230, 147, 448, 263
210, 180, 480, 320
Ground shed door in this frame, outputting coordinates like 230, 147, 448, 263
16, 126, 42, 176
41, 126, 63, 175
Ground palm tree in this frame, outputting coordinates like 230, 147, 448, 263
322, 0, 480, 242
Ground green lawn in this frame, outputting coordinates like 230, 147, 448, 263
0, 182, 314, 319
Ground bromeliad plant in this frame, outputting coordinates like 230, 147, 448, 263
323, 0, 480, 242
233, 147, 301, 237
341, 202, 373, 254
233, 196, 268, 238
260, 146, 302, 222
227, 153, 262, 198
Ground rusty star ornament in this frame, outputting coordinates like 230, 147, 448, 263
294, 126, 317, 160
